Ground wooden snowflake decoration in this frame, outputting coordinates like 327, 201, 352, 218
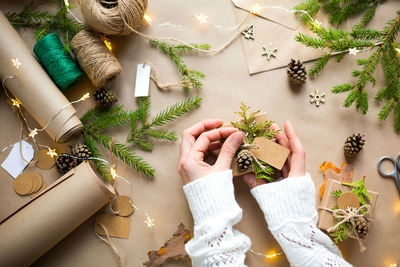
261, 43, 278, 60
241, 25, 255, 40
310, 89, 326, 107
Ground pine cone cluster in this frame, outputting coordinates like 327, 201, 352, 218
344, 133, 366, 157
354, 216, 368, 235
56, 144, 92, 173
237, 149, 253, 171
287, 59, 307, 85
94, 88, 117, 107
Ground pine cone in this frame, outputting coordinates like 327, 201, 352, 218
344, 133, 366, 157
71, 144, 92, 164
287, 59, 307, 85
237, 149, 253, 171
56, 154, 77, 173
94, 88, 117, 106
354, 216, 368, 236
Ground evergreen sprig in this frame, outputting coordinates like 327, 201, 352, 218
294, 0, 387, 27
232, 103, 279, 181
149, 39, 209, 92
81, 97, 201, 180
295, 10, 400, 132
343, 178, 372, 205
331, 189, 344, 198
5, 0, 84, 51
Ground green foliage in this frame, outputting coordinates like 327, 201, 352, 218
149, 39, 209, 92
295, 9, 400, 132
330, 222, 349, 244
343, 179, 372, 205
81, 97, 201, 180
294, 0, 387, 27
331, 189, 344, 198
5, 0, 84, 51
232, 103, 279, 181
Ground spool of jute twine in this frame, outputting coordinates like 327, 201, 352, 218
79, 0, 147, 36
71, 29, 122, 88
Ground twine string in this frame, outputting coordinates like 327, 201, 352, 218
95, 223, 124, 267
143, 61, 191, 91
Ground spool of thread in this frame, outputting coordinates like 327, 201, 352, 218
71, 29, 122, 88
79, 0, 147, 35
33, 33, 83, 92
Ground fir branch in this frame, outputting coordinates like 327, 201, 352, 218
331, 189, 344, 198
309, 53, 331, 77
83, 132, 112, 181
330, 222, 350, 244
253, 160, 275, 182
149, 39, 209, 92
343, 179, 372, 205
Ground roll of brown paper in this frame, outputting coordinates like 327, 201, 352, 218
0, 162, 115, 267
0, 12, 83, 143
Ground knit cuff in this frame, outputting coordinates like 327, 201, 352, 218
251, 173, 317, 231
183, 170, 241, 226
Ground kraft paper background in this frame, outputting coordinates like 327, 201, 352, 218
0, 0, 399, 266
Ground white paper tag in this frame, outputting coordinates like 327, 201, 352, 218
134, 63, 151, 97
1, 140, 35, 178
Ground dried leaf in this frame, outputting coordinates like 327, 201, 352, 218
319, 161, 354, 198
340, 164, 354, 183
143, 223, 191, 267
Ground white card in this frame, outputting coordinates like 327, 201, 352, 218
134, 64, 151, 97
1, 140, 35, 178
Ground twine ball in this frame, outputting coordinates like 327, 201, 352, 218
33, 33, 83, 92
71, 29, 122, 88
79, 0, 148, 35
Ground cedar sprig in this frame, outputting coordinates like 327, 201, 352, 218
295, 10, 400, 132
5, 0, 84, 51
232, 103, 279, 181
127, 96, 202, 151
149, 39, 209, 92
294, 0, 387, 28
331, 189, 344, 198
343, 178, 372, 205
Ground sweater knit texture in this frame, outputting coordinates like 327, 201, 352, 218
183, 170, 353, 267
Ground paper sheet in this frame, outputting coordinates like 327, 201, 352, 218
1, 140, 34, 178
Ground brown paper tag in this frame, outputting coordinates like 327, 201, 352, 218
94, 214, 131, 239
29, 181, 47, 199
112, 195, 134, 217
337, 191, 360, 210
249, 137, 290, 170
35, 149, 56, 170
14, 173, 34, 195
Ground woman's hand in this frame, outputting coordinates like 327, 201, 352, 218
243, 121, 306, 189
178, 119, 243, 184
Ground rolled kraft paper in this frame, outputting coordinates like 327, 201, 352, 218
71, 29, 122, 88
0, 12, 83, 143
0, 162, 115, 267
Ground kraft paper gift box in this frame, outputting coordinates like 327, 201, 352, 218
231, 0, 351, 74
318, 178, 379, 231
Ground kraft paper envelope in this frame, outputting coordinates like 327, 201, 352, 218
231, 0, 350, 74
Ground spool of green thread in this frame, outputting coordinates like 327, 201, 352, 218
33, 33, 83, 92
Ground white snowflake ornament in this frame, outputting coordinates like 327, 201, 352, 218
241, 25, 255, 40
261, 43, 278, 60
310, 89, 326, 107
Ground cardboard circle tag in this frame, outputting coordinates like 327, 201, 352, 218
30, 173, 43, 194
337, 191, 360, 210
35, 149, 56, 170
14, 173, 34, 195
112, 195, 134, 217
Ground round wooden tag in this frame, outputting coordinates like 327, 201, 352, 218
112, 195, 134, 217
337, 191, 360, 210
14, 173, 34, 195
30, 173, 43, 194
35, 149, 56, 170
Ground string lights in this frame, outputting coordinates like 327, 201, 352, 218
194, 13, 208, 25
249, 248, 283, 260
46, 148, 58, 158
11, 98, 21, 107
143, 14, 152, 24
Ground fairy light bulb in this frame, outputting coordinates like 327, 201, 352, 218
195, 13, 208, 24
29, 128, 38, 139
47, 148, 58, 158
103, 36, 112, 51
144, 216, 155, 228
11, 58, 21, 69
110, 166, 117, 179
11, 98, 21, 108
250, 4, 262, 15
79, 92, 90, 102
312, 19, 322, 29
144, 14, 152, 24
389, 264, 397, 267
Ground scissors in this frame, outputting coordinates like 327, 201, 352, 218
377, 154, 400, 193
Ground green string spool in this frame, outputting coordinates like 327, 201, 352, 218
33, 33, 83, 92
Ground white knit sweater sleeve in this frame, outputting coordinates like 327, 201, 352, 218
251, 173, 352, 267
183, 170, 251, 267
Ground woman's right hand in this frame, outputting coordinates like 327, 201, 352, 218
243, 121, 306, 189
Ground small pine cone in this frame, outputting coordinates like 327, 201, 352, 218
344, 133, 366, 158
71, 144, 92, 164
56, 154, 77, 173
354, 216, 368, 236
287, 59, 307, 85
237, 149, 253, 171
94, 88, 117, 107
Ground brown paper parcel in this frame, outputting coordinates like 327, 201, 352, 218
0, 12, 83, 143
231, 0, 351, 74
318, 179, 379, 231
0, 162, 115, 267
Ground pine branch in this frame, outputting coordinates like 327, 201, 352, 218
343, 179, 372, 205
253, 160, 275, 182
309, 53, 331, 77
149, 39, 209, 91
331, 189, 344, 198
83, 132, 112, 181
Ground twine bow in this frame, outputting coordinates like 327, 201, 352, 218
321, 204, 371, 253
